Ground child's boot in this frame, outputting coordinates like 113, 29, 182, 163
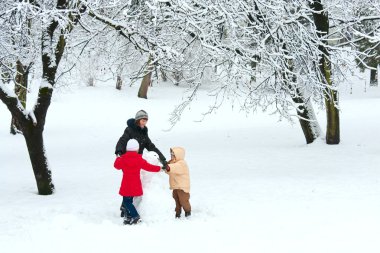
129, 215, 142, 225
175, 213, 181, 219
123, 214, 132, 225
120, 206, 126, 217
185, 211, 191, 218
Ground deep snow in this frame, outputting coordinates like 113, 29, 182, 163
1, 74, 380, 253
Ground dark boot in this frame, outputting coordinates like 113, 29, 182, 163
175, 213, 181, 219
185, 211, 191, 218
122, 210, 132, 225
129, 216, 142, 225
123, 216, 132, 225
120, 206, 126, 217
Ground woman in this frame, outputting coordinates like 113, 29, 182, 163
115, 110, 166, 163
114, 110, 167, 217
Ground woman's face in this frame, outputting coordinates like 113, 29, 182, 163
138, 119, 148, 128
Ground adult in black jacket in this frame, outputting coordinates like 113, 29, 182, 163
115, 110, 167, 164
115, 110, 167, 219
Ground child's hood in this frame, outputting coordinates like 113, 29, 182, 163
171, 147, 185, 160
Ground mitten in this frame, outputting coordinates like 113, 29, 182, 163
161, 164, 170, 172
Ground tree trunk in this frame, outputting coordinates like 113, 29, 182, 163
138, 72, 152, 99
292, 93, 321, 144
173, 70, 181, 86
0, 86, 55, 195
11, 60, 29, 135
310, 0, 340, 144
116, 75, 123, 90
250, 61, 257, 83
321, 45, 340, 144
282, 43, 321, 144
160, 69, 168, 82
298, 114, 319, 144
88, 77, 94, 87
138, 57, 153, 99
10, 117, 22, 135
286, 78, 321, 144
23, 86, 54, 195
324, 80, 340, 144
370, 68, 378, 86
15, 61, 28, 107
23, 125, 54, 195
319, 61, 340, 144
10, 119, 17, 135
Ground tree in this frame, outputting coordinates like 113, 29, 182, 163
164, 0, 325, 143
356, 38, 380, 86
0, 0, 82, 195
165, 0, 380, 145
77, 0, 378, 145
353, 5, 380, 86
309, 0, 340, 144
83, 1, 195, 95
2, 5, 34, 135
138, 56, 153, 99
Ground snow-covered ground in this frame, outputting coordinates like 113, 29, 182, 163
1, 74, 380, 253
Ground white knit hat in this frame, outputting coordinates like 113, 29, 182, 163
126, 139, 139, 151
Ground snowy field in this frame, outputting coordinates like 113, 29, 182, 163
1, 75, 380, 253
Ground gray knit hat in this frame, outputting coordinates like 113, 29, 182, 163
135, 110, 148, 121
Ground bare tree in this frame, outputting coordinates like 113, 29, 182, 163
310, 0, 340, 144
352, 4, 380, 87
138, 56, 153, 99
0, 0, 82, 195
165, 0, 378, 144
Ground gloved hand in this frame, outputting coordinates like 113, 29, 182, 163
162, 159, 168, 167
115, 151, 122, 157
161, 164, 170, 172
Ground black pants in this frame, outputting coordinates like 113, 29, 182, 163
122, 197, 139, 218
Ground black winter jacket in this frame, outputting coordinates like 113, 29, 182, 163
115, 118, 166, 162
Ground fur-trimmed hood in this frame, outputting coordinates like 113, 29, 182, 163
171, 147, 186, 161
127, 118, 148, 135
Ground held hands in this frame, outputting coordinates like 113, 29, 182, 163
161, 164, 170, 172
162, 159, 171, 172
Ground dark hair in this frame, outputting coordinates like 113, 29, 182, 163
135, 118, 147, 126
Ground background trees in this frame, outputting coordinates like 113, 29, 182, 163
1, 0, 379, 194
164, 0, 379, 144
353, 3, 380, 87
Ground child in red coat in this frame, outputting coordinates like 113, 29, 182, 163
114, 139, 161, 225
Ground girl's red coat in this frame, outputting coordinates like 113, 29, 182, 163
114, 152, 160, 196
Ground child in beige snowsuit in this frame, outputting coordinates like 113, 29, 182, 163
164, 147, 191, 218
